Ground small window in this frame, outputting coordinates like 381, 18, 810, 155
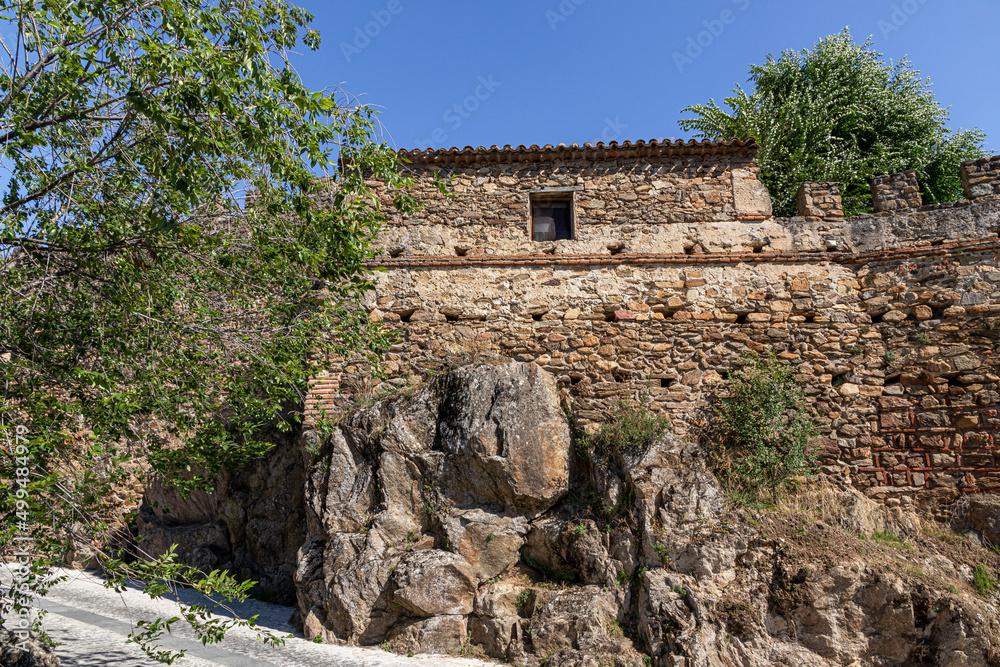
531, 194, 573, 241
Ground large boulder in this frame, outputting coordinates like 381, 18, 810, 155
435, 509, 527, 581
529, 587, 645, 666
296, 361, 571, 645
392, 550, 476, 616
952, 496, 1000, 545
523, 516, 634, 590
296, 531, 404, 644
427, 363, 571, 515
384, 615, 468, 655
469, 582, 540, 658
593, 436, 731, 572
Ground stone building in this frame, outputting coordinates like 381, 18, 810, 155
306, 138, 1000, 514
373, 138, 773, 258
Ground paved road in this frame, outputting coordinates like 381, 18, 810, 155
7, 568, 491, 667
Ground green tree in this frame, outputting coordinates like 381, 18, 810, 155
714, 352, 818, 505
0, 0, 416, 659
679, 29, 987, 216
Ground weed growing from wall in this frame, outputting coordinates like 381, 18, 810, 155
577, 398, 671, 457
710, 352, 819, 505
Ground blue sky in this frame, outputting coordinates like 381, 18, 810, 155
291, 0, 998, 155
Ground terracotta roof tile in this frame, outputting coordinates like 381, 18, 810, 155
398, 138, 758, 165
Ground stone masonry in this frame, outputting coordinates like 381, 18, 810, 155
796, 182, 844, 220
871, 170, 923, 212
962, 155, 1000, 200
310, 139, 1000, 516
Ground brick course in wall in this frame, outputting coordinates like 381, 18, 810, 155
873, 401, 1000, 494
303, 372, 341, 426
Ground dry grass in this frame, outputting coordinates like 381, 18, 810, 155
774, 483, 854, 525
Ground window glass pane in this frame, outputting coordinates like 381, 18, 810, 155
532, 198, 572, 242
532, 214, 555, 241
552, 203, 571, 240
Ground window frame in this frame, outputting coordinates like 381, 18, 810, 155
528, 187, 582, 242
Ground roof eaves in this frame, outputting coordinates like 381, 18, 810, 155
399, 138, 758, 165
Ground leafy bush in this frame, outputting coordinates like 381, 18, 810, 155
679, 29, 986, 216
579, 399, 670, 456
712, 352, 819, 505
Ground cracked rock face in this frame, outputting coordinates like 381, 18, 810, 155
295, 361, 571, 645
138, 431, 307, 605
295, 363, 1000, 666
596, 440, 1000, 667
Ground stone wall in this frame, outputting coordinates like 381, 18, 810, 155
310, 145, 1000, 512
340, 236, 1000, 515
781, 197, 1000, 253
355, 148, 1000, 258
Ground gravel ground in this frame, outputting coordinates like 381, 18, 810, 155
4, 567, 492, 667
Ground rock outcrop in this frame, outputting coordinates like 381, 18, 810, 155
594, 440, 1000, 666
138, 431, 307, 605
292, 362, 1000, 665
139, 361, 1000, 666
294, 361, 577, 654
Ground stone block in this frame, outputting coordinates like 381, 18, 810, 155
954, 415, 980, 429
839, 383, 861, 397
732, 165, 774, 218
930, 452, 957, 467
964, 432, 992, 448
962, 453, 995, 467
